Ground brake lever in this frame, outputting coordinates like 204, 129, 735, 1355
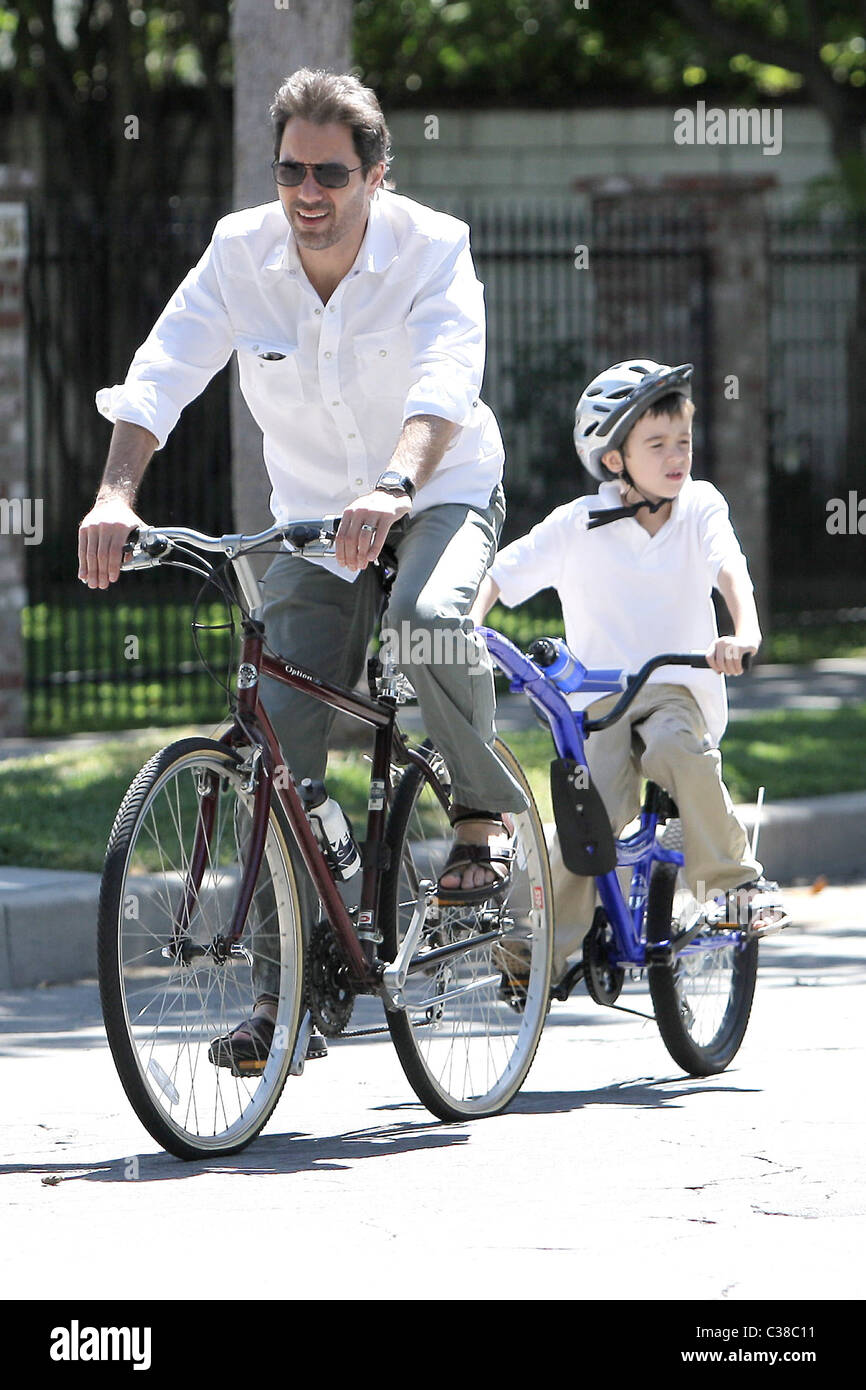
121, 528, 170, 569
284, 516, 341, 555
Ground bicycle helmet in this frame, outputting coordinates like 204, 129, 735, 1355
574, 360, 694, 481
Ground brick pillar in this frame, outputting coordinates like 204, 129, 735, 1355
581, 175, 774, 615
0, 201, 30, 736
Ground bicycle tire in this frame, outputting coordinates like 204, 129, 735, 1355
380, 739, 553, 1121
98, 738, 304, 1159
646, 859, 758, 1075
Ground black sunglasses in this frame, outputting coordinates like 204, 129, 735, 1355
271, 159, 363, 189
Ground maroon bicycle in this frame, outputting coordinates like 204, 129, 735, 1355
97, 518, 552, 1158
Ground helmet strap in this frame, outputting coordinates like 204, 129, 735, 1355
587, 465, 670, 531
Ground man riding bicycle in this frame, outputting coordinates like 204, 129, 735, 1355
77, 69, 527, 1062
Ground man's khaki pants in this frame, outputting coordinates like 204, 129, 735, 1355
550, 683, 762, 981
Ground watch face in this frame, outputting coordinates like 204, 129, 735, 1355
378, 472, 414, 497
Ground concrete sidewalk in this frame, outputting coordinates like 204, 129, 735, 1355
1, 658, 863, 990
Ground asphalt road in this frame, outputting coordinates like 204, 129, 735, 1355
0, 882, 863, 1317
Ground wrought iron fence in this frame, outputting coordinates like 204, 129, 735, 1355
25, 197, 233, 734
767, 216, 866, 615
22, 198, 866, 734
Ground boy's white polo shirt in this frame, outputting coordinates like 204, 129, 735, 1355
489, 478, 753, 747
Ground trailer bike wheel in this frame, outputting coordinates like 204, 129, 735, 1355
646, 858, 758, 1076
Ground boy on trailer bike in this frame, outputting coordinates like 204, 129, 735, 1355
77, 69, 528, 1070
470, 360, 785, 995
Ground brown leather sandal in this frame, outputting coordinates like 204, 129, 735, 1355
436, 813, 514, 906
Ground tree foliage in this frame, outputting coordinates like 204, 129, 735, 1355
353, 1, 863, 104
353, 1, 866, 209
1, 1, 232, 204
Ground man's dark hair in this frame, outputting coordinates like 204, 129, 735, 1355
270, 68, 392, 173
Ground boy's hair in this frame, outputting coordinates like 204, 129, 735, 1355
270, 68, 392, 175
621, 391, 695, 455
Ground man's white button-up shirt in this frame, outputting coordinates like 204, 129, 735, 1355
96, 189, 505, 572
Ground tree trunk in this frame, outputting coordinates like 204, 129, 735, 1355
230, 0, 354, 535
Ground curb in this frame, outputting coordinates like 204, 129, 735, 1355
0, 792, 863, 992
737, 790, 866, 885
0, 868, 102, 991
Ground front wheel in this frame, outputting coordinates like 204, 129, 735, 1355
646, 859, 758, 1075
380, 739, 553, 1121
97, 739, 304, 1159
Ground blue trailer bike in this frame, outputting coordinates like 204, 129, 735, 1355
479, 627, 788, 1076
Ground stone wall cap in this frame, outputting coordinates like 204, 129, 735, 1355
0, 168, 37, 193
574, 173, 777, 196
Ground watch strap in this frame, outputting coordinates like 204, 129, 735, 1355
375, 471, 416, 501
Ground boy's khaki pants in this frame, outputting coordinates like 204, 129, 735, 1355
550, 683, 761, 981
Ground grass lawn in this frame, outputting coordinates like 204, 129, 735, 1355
22, 598, 866, 736
2, 705, 865, 873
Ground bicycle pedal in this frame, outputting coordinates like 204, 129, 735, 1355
550, 961, 584, 1002
306, 1032, 329, 1060
208, 1046, 266, 1080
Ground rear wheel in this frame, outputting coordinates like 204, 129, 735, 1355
98, 739, 304, 1159
380, 740, 553, 1120
646, 856, 758, 1075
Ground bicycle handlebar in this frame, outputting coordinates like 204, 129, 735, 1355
565, 648, 750, 733
480, 627, 752, 739
122, 517, 343, 568
119, 517, 399, 617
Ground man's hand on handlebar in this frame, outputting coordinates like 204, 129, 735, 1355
705, 637, 757, 676
78, 499, 147, 590
335, 489, 412, 573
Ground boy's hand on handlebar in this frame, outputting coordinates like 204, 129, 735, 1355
335, 490, 412, 572
705, 637, 757, 676
78, 499, 147, 589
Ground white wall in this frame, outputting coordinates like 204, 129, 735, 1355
385, 105, 834, 212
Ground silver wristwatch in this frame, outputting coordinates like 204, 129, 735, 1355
375, 470, 416, 501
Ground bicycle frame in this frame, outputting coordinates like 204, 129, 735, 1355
480, 627, 742, 968
122, 519, 490, 1006
182, 616, 445, 991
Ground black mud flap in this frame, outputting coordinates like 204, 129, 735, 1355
550, 758, 617, 875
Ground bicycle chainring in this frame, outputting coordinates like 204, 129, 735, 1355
582, 912, 625, 1006
305, 919, 357, 1037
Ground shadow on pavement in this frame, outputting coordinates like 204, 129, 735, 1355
0, 1116, 469, 1183
508, 1075, 759, 1117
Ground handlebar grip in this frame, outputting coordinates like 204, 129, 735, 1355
284, 518, 341, 548
688, 651, 753, 672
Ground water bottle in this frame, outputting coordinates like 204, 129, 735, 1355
528, 637, 585, 694
300, 779, 361, 880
